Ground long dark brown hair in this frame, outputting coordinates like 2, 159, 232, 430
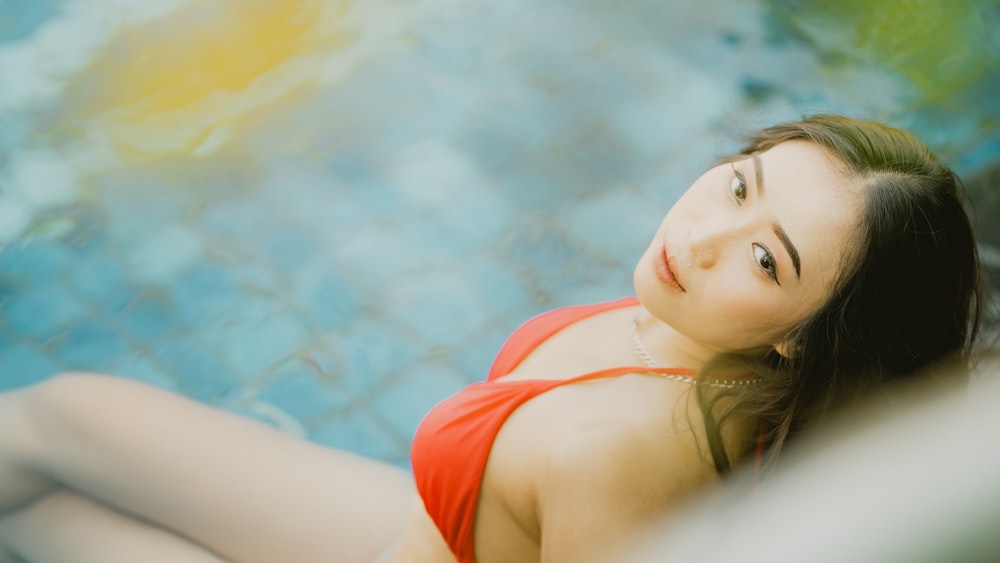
698, 114, 985, 476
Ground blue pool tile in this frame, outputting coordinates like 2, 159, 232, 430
0, 116, 30, 162
450, 325, 510, 385
305, 275, 366, 331
537, 128, 640, 199
124, 224, 205, 287
0, 344, 61, 390
97, 183, 196, 242
0, 239, 74, 284
258, 228, 318, 272
0, 0, 65, 43
560, 189, 663, 264
106, 355, 181, 392
553, 275, 634, 311
957, 133, 1000, 177
68, 253, 136, 310
61, 205, 111, 256
387, 139, 488, 209
254, 360, 354, 421
413, 12, 488, 74
501, 220, 589, 282
115, 292, 176, 341
352, 220, 469, 280
434, 202, 513, 255
357, 182, 409, 222
741, 75, 778, 105
0, 282, 12, 311
411, 165, 513, 253
214, 310, 312, 380
281, 187, 370, 241
226, 255, 285, 292
49, 319, 128, 370
369, 358, 470, 441
309, 407, 407, 463
151, 338, 238, 401
197, 197, 272, 243
905, 109, 987, 166
386, 270, 489, 349
289, 264, 367, 332
536, 271, 624, 310
308, 320, 425, 394
168, 261, 240, 328
453, 254, 535, 320
455, 126, 528, 183
3, 284, 89, 339
332, 222, 457, 286
0, 0, 995, 488
326, 154, 380, 190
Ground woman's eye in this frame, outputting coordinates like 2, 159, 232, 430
729, 164, 747, 202
753, 243, 780, 285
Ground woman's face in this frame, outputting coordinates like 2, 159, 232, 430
634, 140, 860, 355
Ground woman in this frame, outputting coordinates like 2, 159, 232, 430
0, 115, 983, 563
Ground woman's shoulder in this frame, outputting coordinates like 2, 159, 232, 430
524, 389, 719, 560
481, 377, 719, 559
504, 375, 718, 495
548, 391, 717, 490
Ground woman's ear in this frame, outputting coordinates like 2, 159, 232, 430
773, 339, 796, 359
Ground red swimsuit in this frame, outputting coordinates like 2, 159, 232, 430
410, 298, 696, 563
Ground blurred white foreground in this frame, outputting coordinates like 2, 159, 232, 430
611, 359, 1000, 563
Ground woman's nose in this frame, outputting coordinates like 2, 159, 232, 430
690, 232, 717, 268
691, 236, 717, 268
689, 219, 742, 269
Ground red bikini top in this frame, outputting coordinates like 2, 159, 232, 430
409, 297, 697, 563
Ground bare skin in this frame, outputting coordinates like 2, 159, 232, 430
0, 140, 857, 562
392, 305, 750, 562
0, 306, 745, 563
0, 374, 416, 563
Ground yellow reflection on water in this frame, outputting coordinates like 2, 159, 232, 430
68, 0, 344, 159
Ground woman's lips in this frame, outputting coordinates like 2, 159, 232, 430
653, 245, 686, 292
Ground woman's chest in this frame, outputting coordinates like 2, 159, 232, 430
499, 306, 640, 383
472, 375, 692, 560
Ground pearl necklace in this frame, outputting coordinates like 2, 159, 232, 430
629, 317, 761, 389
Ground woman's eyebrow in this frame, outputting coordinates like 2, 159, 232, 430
752, 154, 802, 281
752, 154, 765, 197
775, 223, 802, 281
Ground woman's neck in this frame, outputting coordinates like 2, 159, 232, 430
632, 307, 729, 372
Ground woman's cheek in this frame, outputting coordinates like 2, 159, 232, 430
719, 288, 786, 328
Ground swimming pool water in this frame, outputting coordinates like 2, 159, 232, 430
1, 0, 997, 466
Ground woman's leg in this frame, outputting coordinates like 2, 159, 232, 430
0, 373, 416, 563
0, 488, 229, 562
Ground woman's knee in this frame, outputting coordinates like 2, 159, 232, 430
31, 372, 125, 399
26, 372, 148, 422
12, 373, 143, 462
